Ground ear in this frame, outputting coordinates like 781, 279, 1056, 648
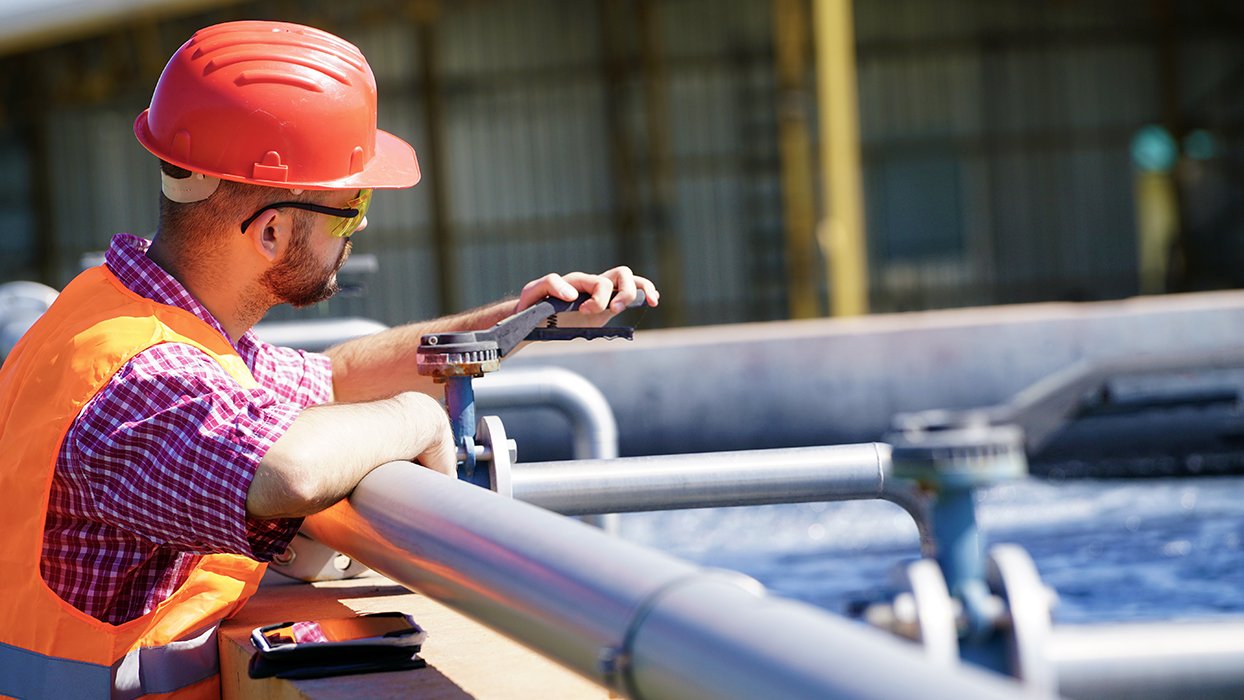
242, 209, 291, 265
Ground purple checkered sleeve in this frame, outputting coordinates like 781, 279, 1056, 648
40, 234, 335, 624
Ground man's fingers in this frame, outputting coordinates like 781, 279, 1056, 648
517, 273, 579, 312
515, 268, 659, 317
609, 266, 638, 313
417, 425, 457, 477
635, 275, 659, 306
398, 391, 458, 477
561, 272, 613, 315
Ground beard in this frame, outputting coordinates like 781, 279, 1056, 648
261, 225, 352, 308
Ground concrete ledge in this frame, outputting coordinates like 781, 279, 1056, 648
220, 572, 609, 700
501, 291, 1244, 460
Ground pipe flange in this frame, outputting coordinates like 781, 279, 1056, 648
987, 544, 1057, 692
417, 332, 501, 378
900, 558, 961, 666
887, 423, 1028, 490
477, 415, 514, 498
604, 569, 765, 697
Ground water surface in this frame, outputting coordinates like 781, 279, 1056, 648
619, 476, 1244, 624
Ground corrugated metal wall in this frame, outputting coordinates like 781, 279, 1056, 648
0, 125, 36, 283
855, 0, 1244, 310
2, 0, 1242, 326
21, 0, 785, 327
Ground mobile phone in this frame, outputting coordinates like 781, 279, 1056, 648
251, 612, 426, 658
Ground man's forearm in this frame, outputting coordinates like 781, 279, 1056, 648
324, 267, 659, 404
247, 392, 453, 518
325, 298, 518, 403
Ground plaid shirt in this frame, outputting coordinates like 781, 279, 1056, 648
41, 234, 333, 624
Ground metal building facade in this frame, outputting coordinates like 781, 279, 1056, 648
0, 0, 1241, 327
856, 0, 1244, 310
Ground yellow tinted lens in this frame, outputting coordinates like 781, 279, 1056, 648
330, 189, 372, 238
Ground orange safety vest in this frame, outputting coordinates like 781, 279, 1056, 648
0, 265, 267, 699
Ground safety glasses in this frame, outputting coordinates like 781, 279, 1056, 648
239, 189, 373, 239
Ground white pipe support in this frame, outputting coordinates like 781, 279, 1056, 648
302, 461, 1038, 700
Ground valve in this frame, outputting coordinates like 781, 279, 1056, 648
867, 417, 1060, 685
417, 291, 645, 489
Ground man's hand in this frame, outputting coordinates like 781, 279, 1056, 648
516, 266, 660, 328
397, 391, 457, 477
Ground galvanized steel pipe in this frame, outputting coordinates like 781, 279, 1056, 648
303, 462, 1035, 700
476, 366, 622, 531
1049, 620, 1244, 700
508, 443, 933, 555
0, 281, 58, 359
253, 317, 390, 352
475, 367, 619, 460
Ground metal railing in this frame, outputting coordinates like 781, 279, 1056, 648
476, 367, 619, 460
303, 461, 1037, 700
1049, 620, 1244, 700
476, 366, 622, 531
504, 445, 1244, 700
509, 442, 933, 556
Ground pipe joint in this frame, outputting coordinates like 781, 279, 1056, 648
603, 569, 766, 698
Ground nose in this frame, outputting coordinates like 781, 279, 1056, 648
354, 215, 368, 234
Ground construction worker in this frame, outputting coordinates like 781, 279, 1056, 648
0, 20, 657, 699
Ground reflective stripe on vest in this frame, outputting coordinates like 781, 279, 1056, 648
113, 625, 219, 700
0, 640, 110, 697
0, 624, 216, 699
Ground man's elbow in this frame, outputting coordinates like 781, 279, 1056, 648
248, 447, 330, 519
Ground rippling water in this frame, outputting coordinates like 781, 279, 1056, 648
618, 476, 1244, 624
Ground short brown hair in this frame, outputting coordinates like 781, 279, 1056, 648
156, 160, 321, 260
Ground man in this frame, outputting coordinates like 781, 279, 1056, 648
0, 20, 657, 699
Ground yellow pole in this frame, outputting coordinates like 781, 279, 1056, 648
774, 0, 821, 319
813, 0, 869, 316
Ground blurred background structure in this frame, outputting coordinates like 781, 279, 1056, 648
0, 0, 1241, 328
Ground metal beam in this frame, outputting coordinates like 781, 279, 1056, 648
637, 0, 685, 326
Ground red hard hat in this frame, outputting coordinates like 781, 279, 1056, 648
134, 20, 419, 190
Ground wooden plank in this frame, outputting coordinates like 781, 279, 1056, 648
220, 571, 613, 700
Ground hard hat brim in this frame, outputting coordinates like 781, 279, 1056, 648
134, 110, 421, 191
359, 129, 422, 190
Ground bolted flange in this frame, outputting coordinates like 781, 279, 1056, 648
887, 422, 1028, 491
417, 332, 501, 379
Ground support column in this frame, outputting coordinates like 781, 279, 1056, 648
813, 0, 869, 316
413, 0, 458, 315
774, 0, 821, 319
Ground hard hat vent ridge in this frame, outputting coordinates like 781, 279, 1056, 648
203, 52, 353, 87
190, 22, 366, 68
